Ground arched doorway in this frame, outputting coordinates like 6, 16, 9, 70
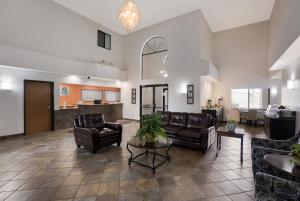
140, 37, 169, 116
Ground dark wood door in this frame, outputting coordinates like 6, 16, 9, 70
25, 81, 53, 135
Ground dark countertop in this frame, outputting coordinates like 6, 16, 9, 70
59, 103, 122, 110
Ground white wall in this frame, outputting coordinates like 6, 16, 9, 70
281, 58, 300, 131
212, 21, 282, 120
0, 0, 126, 81
0, 44, 127, 81
200, 77, 214, 107
0, 65, 122, 136
0, 0, 124, 69
268, 0, 300, 132
0, 0, 127, 136
268, 0, 300, 67
122, 10, 213, 120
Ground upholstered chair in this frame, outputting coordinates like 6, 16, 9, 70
251, 132, 300, 179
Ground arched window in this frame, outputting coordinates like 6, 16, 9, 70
142, 37, 168, 80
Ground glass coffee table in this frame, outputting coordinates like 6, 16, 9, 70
127, 136, 172, 173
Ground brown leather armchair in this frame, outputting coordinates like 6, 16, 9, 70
73, 113, 122, 153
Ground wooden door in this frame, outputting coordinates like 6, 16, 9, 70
25, 81, 53, 135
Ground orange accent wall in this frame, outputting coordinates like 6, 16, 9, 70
59, 83, 121, 106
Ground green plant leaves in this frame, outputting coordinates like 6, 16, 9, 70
136, 113, 167, 143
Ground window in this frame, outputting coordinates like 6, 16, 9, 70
231, 88, 263, 109
81, 90, 102, 101
98, 30, 111, 50
249, 89, 262, 109
231, 89, 248, 109
104, 91, 121, 102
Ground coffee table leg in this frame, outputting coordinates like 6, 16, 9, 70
216, 134, 220, 157
152, 153, 156, 174
240, 137, 243, 163
166, 145, 172, 161
219, 135, 222, 150
127, 144, 133, 165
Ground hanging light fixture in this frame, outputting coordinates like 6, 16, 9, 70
118, 0, 140, 32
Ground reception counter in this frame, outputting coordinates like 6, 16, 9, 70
54, 103, 123, 130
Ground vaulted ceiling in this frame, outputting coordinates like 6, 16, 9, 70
53, 0, 275, 35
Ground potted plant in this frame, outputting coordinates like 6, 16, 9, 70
290, 144, 300, 166
137, 113, 167, 144
227, 119, 237, 132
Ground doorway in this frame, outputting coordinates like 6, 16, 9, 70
24, 80, 54, 135
140, 84, 168, 116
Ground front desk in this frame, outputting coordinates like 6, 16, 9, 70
54, 103, 123, 130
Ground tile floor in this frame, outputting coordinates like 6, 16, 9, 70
0, 122, 266, 201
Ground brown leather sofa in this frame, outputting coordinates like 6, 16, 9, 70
73, 113, 122, 153
158, 111, 215, 153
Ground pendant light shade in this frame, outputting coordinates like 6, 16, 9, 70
118, 0, 140, 31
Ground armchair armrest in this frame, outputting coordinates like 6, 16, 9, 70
255, 172, 300, 200
252, 135, 299, 151
74, 127, 99, 152
252, 146, 290, 176
104, 122, 122, 145
104, 122, 122, 130
200, 126, 215, 135
200, 126, 216, 151
251, 137, 280, 149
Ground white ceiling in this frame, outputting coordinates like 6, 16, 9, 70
53, 0, 275, 35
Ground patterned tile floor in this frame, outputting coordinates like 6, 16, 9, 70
0, 122, 266, 201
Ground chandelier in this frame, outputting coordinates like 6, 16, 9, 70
118, 0, 140, 31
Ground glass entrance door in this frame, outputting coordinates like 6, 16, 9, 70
140, 84, 168, 117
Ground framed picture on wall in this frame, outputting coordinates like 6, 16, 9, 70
131, 88, 136, 104
60, 86, 70, 96
187, 84, 194, 104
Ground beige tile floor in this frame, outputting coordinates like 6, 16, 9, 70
0, 122, 265, 201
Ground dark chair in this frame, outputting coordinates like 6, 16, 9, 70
73, 113, 122, 153
255, 172, 300, 201
251, 132, 300, 178
157, 111, 215, 153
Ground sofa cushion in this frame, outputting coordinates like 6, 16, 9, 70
164, 125, 183, 135
157, 111, 170, 126
178, 128, 201, 140
83, 113, 105, 128
187, 113, 212, 129
170, 112, 188, 127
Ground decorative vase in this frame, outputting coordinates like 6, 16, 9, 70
227, 123, 236, 132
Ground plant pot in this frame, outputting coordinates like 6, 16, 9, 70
290, 156, 300, 167
145, 133, 156, 144
227, 123, 236, 132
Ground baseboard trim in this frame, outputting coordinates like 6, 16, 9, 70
0, 133, 25, 140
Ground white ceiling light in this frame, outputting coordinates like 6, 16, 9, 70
118, 0, 140, 32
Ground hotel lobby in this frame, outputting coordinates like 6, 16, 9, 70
0, 0, 300, 201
